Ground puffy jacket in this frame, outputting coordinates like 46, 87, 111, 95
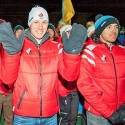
58, 74, 68, 97
57, 37, 77, 95
0, 45, 20, 95
66, 80, 77, 93
58, 73, 77, 97
0, 81, 13, 95
13, 30, 80, 117
77, 38, 125, 118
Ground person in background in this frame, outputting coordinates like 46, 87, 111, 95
86, 14, 103, 39
47, 23, 61, 43
60, 24, 72, 38
0, 5, 87, 125
86, 21, 95, 38
57, 21, 66, 36
0, 19, 24, 125
77, 15, 125, 125
13, 25, 24, 39
59, 24, 79, 125
48, 23, 56, 40
48, 23, 79, 125
48, 23, 70, 125
58, 74, 69, 125
118, 26, 125, 46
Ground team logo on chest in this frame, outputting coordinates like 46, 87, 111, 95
101, 55, 106, 61
26, 48, 32, 54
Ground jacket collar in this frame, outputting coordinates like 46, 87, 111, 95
25, 28, 50, 47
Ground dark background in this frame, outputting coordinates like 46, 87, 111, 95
0, 0, 125, 28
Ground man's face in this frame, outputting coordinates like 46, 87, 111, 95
15, 29, 23, 39
30, 19, 48, 40
100, 24, 119, 44
48, 28, 55, 39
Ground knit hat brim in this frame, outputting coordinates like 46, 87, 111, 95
48, 23, 55, 30
14, 25, 24, 33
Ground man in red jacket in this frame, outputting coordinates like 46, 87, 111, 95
0, 19, 24, 125
0, 5, 87, 125
77, 15, 125, 125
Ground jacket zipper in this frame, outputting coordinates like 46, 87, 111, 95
38, 46, 42, 116
55, 89, 59, 106
17, 90, 25, 109
109, 47, 118, 110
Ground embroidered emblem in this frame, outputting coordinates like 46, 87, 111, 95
101, 55, 106, 61
26, 48, 32, 54
38, 13, 43, 17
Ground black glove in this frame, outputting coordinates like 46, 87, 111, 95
0, 22, 25, 55
62, 23, 87, 54
108, 104, 125, 124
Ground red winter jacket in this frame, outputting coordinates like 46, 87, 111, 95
57, 36, 77, 95
58, 76, 77, 97
0, 46, 20, 95
77, 38, 125, 118
66, 80, 77, 93
58, 74, 68, 97
13, 32, 80, 117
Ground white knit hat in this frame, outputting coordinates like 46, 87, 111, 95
60, 24, 72, 36
87, 25, 95, 37
28, 5, 49, 27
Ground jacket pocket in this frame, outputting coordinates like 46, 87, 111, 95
17, 90, 25, 109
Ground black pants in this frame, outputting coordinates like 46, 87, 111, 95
59, 91, 79, 125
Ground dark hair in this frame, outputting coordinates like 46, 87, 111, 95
91, 33, 118, 45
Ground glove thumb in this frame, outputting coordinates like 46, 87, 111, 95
62, 31, 68, 45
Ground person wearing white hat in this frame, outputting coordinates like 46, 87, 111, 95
0, 5, 87, 125
14, 25, 24, 39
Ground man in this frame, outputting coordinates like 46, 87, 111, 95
0, 19, 24, 125
77, 15, 125, 125
0, 5, 87, 125
47, 23, 61, 43
13, 25, 24, 39
47, 23, 56, 40
86, 21, 95, 38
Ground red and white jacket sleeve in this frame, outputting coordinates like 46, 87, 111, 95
1, 47, 20, 85
58, 45, 80, 82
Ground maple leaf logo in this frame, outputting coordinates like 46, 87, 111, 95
38, 13, 43, 17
